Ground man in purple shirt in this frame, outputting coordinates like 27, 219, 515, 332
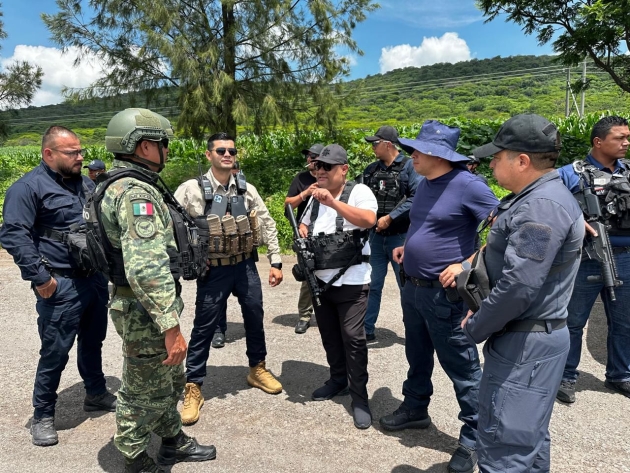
379, 120, 498, 473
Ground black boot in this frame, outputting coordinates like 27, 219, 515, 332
157, 430, 216, 466
31, 416, 58, 447
124, 451, 164, 473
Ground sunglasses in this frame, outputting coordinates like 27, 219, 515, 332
51, 148, 87, 158
314, 161, 338, 171
211, 147, 238, 156
371, 140, 388, 147
161, 138, 169, 148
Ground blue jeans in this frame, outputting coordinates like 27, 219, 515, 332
563, 253, 630, 383
401, 283, 481, 449
364, 231, 405, 335
33, 273, 109, 418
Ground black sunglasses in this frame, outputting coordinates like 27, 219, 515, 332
211, 147, 238, 156
314, 161, 337, 171
161, 138, 169, 148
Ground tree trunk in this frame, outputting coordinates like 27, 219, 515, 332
222, 2, 237, 138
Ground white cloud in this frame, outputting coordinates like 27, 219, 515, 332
0, 45, 107, 107
379, 32, 471, 73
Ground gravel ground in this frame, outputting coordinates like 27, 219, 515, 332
0, 250, 628, 473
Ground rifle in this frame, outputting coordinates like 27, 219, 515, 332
576, 180, 623, 301
285, 203, 321, 307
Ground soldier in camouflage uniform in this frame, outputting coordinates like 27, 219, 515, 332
97, 108, 215, 472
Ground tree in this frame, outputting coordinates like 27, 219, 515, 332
43, 0, 377, 138
478, 0, 630, 94
0, 4, 43, 137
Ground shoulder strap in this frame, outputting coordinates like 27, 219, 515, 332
308, 181, 358, 235
196, 175, 215, 215
390, 156, 410, 172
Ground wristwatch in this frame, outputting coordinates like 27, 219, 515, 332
461, 261, 471, 271
271, 263, 282, 270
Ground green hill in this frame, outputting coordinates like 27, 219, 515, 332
3, 54, 629, 144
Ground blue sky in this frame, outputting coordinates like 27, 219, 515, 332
1, 0, 555, 106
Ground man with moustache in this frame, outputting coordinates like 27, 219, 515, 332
0, 126, 115, 447
380, 121, 498, 473
175, 132, 284, 426
298, 144, 377, 429
285, 143, 323, 333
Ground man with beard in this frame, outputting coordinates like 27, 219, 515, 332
0, 126, 116, 447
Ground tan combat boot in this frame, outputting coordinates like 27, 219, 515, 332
247, 361, 283, 394
180, 383, 204, 425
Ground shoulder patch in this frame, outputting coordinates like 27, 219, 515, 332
134, 217, 157, 238
515, 222, 552, 261
129, 193, 154, 202
132, 201, 154, 216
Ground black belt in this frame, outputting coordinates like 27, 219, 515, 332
612, 246, 630, 255
501, 319, 566, 334
408, 277, 442, 288
51, 268, 92, 278
209, 252, 255, 267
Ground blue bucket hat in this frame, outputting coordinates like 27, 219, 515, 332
398, 120, 469, 163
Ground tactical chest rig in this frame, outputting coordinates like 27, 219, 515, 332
364, 157, 410, 234
307, 181, 370, 272
83, 168, 206, 286
195, 172, 260, 266
573, 159, 630, 236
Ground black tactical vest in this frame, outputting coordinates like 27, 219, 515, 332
364, 157, 410, 235
573, 159, 630, 236
83, 168, 206, 286
307, 181, 370, 270
194, 173, 250, 248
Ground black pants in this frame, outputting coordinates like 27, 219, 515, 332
314, 283, 370, 406
186, 258, 267, 384
33, 273, 109, 418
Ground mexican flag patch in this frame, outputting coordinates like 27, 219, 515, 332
133, 202, 154, 216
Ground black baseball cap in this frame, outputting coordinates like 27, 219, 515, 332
364, 125, 399, 144
312, 144, 348, 165
473, 114, 561, 158
83, 159, 106, 171
301, 143, 325, 156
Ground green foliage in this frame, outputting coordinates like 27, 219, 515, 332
478, 0, 630, 94
263, 192, 293, 254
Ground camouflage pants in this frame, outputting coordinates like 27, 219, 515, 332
110, 295, 185, 459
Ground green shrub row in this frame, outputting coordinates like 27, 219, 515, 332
0, 112, 622, 251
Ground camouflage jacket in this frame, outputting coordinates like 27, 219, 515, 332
99, 159, 182, 334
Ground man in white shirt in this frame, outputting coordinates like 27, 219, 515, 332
298, 144, 377, 429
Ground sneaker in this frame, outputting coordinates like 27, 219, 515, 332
211, 332, 225, 348
125, 451, 164, 473
556, 379, 576, 403
311, 380, 349, 401
447, 444, 477, 473
31, 416, 58, 447
605, 380, 630, 398
157, 430, 216, 466
352, 403, 372, 430
366, 333, 376, 342
84, 391, 117, 412
379, 406, 431, 431
247, 361, 283, 394
295, 319, 310, 334
181, 383, 204, 425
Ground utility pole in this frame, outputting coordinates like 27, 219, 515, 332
580, 60, 587, 117
565, 67, 571, 117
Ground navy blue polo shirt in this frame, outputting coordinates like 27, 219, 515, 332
404, 167, 498, 279
0, 160, 94, 285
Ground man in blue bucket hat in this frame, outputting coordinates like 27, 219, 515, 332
379, 120, 498, 473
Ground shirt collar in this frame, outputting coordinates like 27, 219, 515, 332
377, 152, 405, 170
586, 154, 626, 173
205, 167, 236, 192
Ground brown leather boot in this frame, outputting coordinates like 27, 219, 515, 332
246, 361, 282, 394
180, 382, 204, 425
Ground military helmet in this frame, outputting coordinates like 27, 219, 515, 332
105, 108, 173, 154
